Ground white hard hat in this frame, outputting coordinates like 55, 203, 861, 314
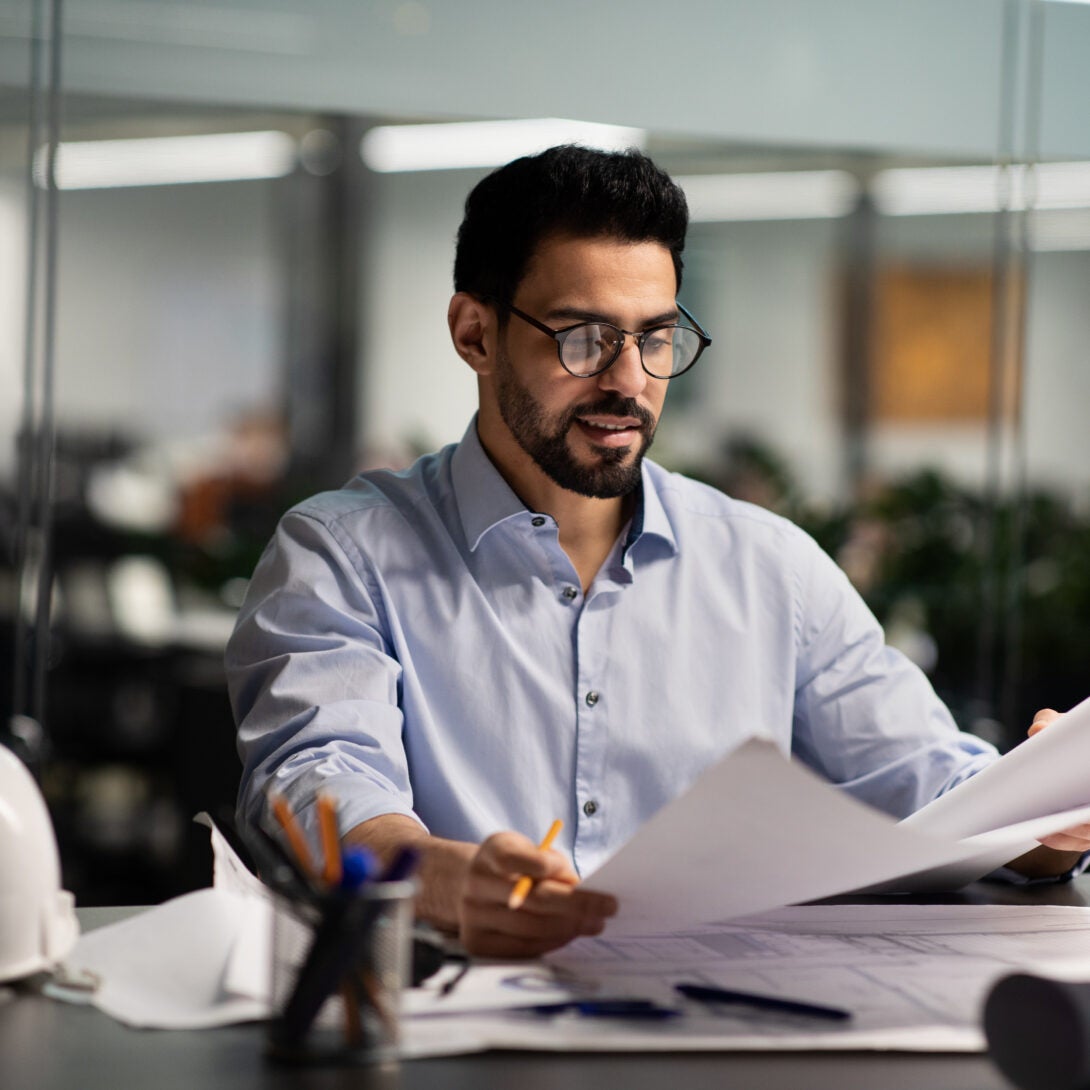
0, 742, 79, 981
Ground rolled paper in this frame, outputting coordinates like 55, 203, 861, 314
984, 972, 1090, 1090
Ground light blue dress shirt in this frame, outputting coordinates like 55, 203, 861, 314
227, 420, 997, 876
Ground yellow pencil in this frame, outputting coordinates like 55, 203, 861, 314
507, 819, 564, 910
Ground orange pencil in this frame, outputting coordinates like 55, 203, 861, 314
270, 793, 317, 880
508, 819, 563, 910
316, 792, 343, 887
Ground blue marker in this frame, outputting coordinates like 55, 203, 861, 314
339, 845, 378, 891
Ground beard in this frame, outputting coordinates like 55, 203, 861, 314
494, 348, 657, 499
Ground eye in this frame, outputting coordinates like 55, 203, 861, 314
642, 330, 673, 355
565, 325, 609, 357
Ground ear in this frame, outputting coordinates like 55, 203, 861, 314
448, 293, 496, 376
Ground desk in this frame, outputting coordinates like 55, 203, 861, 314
4, 881, 1090, 1090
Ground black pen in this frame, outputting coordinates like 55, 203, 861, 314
675, 982, 850, 1021
438, 956, 471, 998
380, 844, 420, 883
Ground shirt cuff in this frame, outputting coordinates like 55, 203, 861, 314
987, 849, 1090, 886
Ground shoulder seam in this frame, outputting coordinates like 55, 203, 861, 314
288, 506, 395, 645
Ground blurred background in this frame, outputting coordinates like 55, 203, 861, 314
2, 0, 1089, 905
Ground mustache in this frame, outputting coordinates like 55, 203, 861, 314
564, 396, 657, 432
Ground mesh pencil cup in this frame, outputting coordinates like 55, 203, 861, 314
266, 879, 415, 1065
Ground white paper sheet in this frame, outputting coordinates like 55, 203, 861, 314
196, 812, 268, 899
403, 962, 580, 1016
580, 732, 1090, 935
903, 695, 1090, 838
861, 802, 1090, 894
580, 739, 973, 934
396, 904, 1090, 1055
56, 887, 271, 1029
48, 817, 274, 1029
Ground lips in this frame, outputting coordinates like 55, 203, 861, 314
574, 415, 644, 447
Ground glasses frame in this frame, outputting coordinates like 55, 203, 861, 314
499, 300, 712, 379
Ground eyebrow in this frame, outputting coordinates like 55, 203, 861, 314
544, 305, 680, 329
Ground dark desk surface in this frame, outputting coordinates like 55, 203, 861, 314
4, 880, 1090, 1090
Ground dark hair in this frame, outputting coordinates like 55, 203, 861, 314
453, 145, 688, 306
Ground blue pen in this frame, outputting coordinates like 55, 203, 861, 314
527, 998, 681, 1020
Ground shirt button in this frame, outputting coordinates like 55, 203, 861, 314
562, 586, 578, 601
583, 800, 599, 817
585, 691, 600, 707
531, 516, 546, 527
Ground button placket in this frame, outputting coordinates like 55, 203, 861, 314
571, 579, 614, 871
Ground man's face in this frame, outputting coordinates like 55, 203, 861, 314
490, 234, 676, 500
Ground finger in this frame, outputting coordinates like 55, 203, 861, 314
1028, 708, 1061, 737
460, 925, 584, 960
521, 883, 618, 921
509, 887, 617, 946
461, 898, 612, 958
463, 875, 610, 923
465, 897, 593, 942
474, 833, 577, 883
466, 856, 579, 906
1039, 829, 1090, 852
462, 871, 575, 915
460, 881, 617, 957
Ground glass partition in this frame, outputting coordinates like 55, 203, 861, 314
3, 0, 1088, 903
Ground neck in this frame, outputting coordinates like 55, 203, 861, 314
475, 412, 634, 590
557, 500, 633, 594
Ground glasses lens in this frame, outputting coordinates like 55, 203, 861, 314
641, 326, 703, 378
559, 324, 623, 376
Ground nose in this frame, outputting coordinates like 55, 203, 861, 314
596, 335, 648, 399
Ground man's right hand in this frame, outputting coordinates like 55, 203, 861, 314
343, 814, 617, 958
459, 831, 617, 957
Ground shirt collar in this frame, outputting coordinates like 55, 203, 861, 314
450, 415, 679, 558
627, 458, 679, 559
451, 418, 530, 551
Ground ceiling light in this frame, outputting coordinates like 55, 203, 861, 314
36, 131, 296, 190
1031, 210, 1090, 251
360, 118, 645, 173
873, 161, 1090, 216
677, 171, 860, 222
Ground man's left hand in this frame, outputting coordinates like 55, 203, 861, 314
1029, 708, 1090, 853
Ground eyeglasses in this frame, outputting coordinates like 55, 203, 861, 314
502, 301, 712, 379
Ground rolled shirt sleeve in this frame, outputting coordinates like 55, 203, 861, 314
227, 506, 422, 845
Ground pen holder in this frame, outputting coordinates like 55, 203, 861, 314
266, 879, 415, 1065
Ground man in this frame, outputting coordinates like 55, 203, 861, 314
227, 145, 1089, 958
